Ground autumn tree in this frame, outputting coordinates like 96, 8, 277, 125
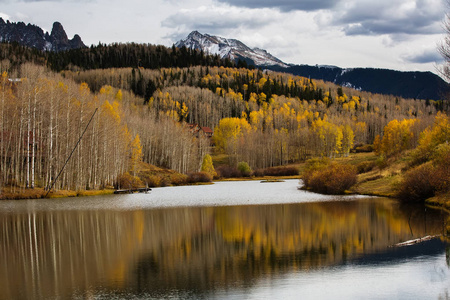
201, 154, 217, 178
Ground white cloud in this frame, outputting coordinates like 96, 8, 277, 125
0, 12, 10, 20
331, 0, 445, 37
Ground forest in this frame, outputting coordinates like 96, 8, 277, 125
0, 41, 448, 201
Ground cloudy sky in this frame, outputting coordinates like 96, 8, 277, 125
0, 0, 447, 74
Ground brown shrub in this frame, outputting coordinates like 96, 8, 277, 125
303, 161, 357, 194
216, 165, 241, 178
302, 158, 330, 188
169, 173, 189, 186
356, 161, 376, 174
254, 166, 299, 177
187, 172, 213, 183
397, 144, 450, 202
353, 144, 374, 153
141, 174, 162, 187
116, 172, 143, 189
397, 162, 436, 202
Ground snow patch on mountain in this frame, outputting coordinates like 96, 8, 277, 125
175, 31, 288, 68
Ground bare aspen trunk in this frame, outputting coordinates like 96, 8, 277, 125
26, 89, 31, 188
31, 88, 37, 189
47, 86, 54, 189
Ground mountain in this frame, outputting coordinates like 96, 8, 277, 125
176, 31, 447, 100
268, 64, 448, 100
175, 31, 288, 68
0, 18, 85, 52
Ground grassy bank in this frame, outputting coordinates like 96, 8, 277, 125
0, 161, 212, 200
0, 187, 115, 200
2, 151, 448, 204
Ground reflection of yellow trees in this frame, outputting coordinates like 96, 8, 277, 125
0, 200, 445, 298
214, 200, 444, 269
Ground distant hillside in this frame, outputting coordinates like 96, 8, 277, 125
176, 31, 448, 100
0, 18, 85, 52
268, 65, 448, 100
0, 20, 447, 100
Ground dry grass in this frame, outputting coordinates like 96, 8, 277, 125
0, 187, 116, 200
0, 187, 46, 200
334, 152, 378, 166
76, 190, 114, 197
218, 175, 299, 182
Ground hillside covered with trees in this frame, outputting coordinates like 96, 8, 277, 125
0, 41, 448, 202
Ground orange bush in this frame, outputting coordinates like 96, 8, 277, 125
303, 159, 357, 195
302, 161, 357, 194
116, 172, 143, 189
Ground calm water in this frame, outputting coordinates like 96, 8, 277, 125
0, 180, 448, 299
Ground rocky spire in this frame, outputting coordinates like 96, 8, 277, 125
0, 18, 86, 52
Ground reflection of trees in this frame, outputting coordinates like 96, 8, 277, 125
0, 199, 446, 299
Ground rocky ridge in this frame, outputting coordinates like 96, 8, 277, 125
0, 18, 85, 52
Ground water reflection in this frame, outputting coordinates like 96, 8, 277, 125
0, 198, 447, 299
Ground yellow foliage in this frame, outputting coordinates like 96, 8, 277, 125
130, 134, 143, 173
115, 89, 123, 101
201, 154, 217, 178
213, 117, 251, 151
258, 92, 267, 104
258, 77, 267, 90
379, 119, 419, 156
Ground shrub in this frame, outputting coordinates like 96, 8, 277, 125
141, 174, 162, 187
187, 172, 213, 183
356, 161, 376, 174
432, 144, 450, 194
302, 158, 330, 187
253, 166, 299, 177
302, 160, 357, 194
397, 162, 436, 202
116, 172, 143, 189
353, 144, 374, 153
169, 173, 189, 186
200, 154, 217, 178
376, 155, 388, 170
216, 165, 241, 178
237, 161, 252, 177
398, 144, 450, 202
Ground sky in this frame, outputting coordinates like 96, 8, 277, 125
0, 0, 447, 74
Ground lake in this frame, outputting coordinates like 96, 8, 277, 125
0, 180, 448, 299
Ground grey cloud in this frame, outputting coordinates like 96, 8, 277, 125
162, 7, 275, 33
402, 49, 444, 64
214, 0, 338, 12
336, 0, 445, 37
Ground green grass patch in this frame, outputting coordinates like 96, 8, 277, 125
351, 175, 400, 197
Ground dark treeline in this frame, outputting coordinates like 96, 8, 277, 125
0, 41, 237, 72
47, 43, 238, 71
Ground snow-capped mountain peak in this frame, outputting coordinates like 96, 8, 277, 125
175, 31, 288, 68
